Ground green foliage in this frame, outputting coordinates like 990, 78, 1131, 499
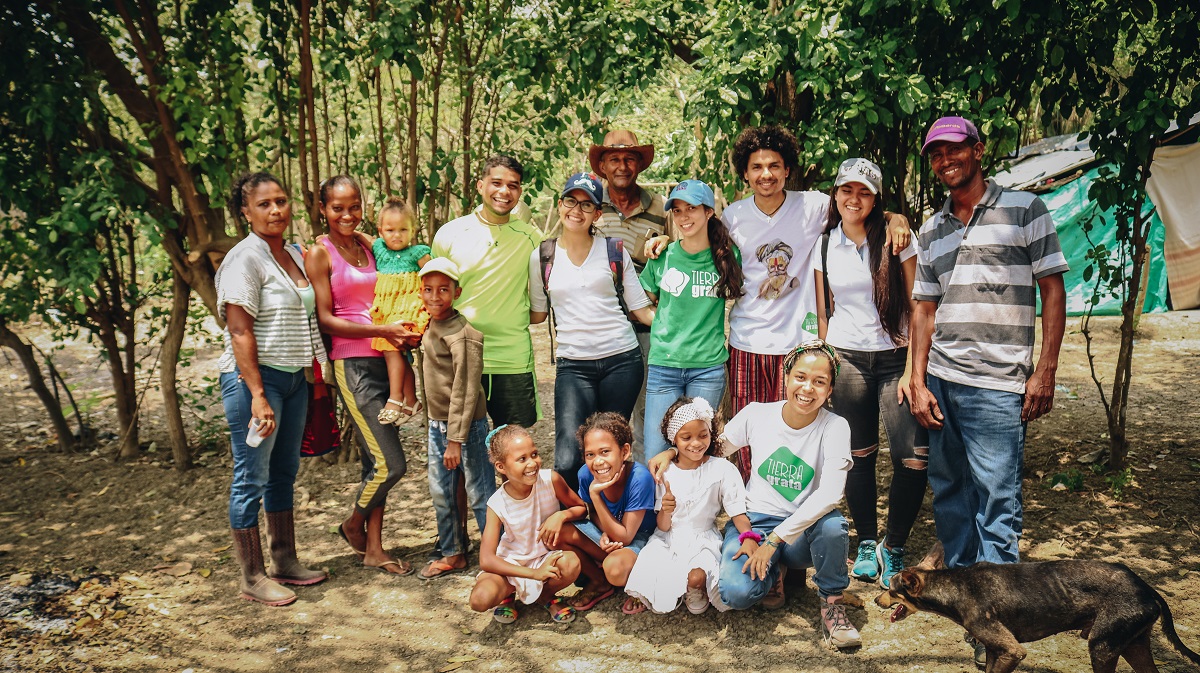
1049, 469, 1085, 493
1106, 467, 1134, 499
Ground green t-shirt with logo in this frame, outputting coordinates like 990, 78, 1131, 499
639, 241, 741, 369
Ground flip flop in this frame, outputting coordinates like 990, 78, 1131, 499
365, 559, 413, 576
568, 585, 614, 611
492, 596, 518, 624
337, 523, 366, 558
621, 596, 648, 615
545, 597, 576, 624
417, 559, 467, 581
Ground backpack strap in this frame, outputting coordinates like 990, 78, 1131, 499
538, 238, 558, 309
605, 237, 629, 316
821, 232, 833, 320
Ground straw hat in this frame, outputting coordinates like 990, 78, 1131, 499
588, 130, 655, 178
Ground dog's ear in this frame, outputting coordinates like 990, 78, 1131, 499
896, 570, 923, 596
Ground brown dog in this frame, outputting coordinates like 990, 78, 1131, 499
875, 560, 1200, 673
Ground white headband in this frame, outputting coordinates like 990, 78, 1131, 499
665, 398, 715, 443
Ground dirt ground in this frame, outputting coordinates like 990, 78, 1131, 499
2, 311, 1199, 673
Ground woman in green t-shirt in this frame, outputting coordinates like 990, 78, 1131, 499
639, 180, 744, 458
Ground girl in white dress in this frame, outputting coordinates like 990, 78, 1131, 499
469, 426, 591, 624
624, 397, 753, 614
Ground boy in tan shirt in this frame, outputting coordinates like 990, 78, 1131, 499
417, 258, 495, 580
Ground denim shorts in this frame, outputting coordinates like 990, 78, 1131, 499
574, 520, 651, 553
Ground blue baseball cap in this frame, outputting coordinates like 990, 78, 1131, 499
665, 180, 716, 210
561, 172, 604, 205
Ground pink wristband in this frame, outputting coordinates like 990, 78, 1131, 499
738, 530, 763, 544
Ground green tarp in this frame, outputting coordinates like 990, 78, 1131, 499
1038, 167, 1169, 316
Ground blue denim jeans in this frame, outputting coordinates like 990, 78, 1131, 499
926, 375, 1026, 568
643, 364, 726, 459
717, 510, 850, 609
221, 366, 309, 529
428, 417, 496, 557
554, 347, 644, 492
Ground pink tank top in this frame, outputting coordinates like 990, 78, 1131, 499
319, 237, 381, 360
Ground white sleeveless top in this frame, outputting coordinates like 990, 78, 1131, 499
487, 469, 561, 563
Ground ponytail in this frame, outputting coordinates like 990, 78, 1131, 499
707, 215, 745, 300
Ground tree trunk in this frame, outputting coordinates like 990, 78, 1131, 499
298, 0, 321, 233
161, 268, 193, 471
0, 322, 76, 452
407, 73, 420, 220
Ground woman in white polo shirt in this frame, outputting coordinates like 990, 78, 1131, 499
814, 158, 928, 591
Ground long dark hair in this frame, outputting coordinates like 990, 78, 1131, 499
822, 187, 908, 343
708, 215, 745, 300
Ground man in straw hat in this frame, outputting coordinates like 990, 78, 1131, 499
588, 130, 673, 459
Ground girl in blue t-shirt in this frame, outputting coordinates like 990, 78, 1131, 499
552, 412, 656, 614
639, 180, 744, 458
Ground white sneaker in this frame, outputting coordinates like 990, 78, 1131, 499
684, 587, 709, 614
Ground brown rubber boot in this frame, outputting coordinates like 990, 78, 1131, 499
231, 526, 297, 606
265, 509, 328, 586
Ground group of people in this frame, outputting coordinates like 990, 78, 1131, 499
214, 116, 1067, 662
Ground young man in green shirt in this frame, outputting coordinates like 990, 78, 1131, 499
431, 156, 542, 427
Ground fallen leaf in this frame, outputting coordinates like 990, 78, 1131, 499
153, 562, 192, 577
111, 610, 127, 620
8, 572, 33, 587
44, 523, 69, 531
81, 524, 116, 537
210, 544, 231, 554
119, 574, 149, 588
94, 484, 110, 497
460, 628, 470, 635
438, 664, 463, 673
1051, 482, 1068, 491
447, 656, 478, 663
198, 568, 212, 578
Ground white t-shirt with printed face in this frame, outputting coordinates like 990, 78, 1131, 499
815, 225, 918, 352
720, 402, 851, 529
723, 191, 830, 355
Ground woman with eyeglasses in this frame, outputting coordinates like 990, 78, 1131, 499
529, 173, 656, 492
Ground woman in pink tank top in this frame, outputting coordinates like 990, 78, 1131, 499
305, 175, 422, 576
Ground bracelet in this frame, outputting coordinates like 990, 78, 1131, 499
764, 534, 781, 548
738, 530, 763, 544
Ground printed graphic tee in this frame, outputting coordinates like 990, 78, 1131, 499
639, 241, 741, 369
721, 401, 852, 542
722, 191, 829, 355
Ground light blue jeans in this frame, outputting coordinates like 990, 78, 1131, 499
926, 375, 1026, 568
428, 417, 496, 557
717, 510, 850, 609
221, 366, 308, 529
643, 364, 727, 458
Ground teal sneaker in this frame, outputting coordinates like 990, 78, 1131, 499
876, 542, 906, 589
851, 540, 879, 581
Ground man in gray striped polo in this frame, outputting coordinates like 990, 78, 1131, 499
908, 116, 1067, 577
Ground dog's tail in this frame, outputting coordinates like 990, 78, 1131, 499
1156, 589, 1200, 666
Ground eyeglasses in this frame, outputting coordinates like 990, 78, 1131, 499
561, 196, 598, 213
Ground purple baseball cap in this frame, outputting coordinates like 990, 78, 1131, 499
561, 172, 604, 204
921, 116, 982, 154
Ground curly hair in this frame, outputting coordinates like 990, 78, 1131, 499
487, 424, 533, 464
659, 396, 718, 456
229, 172, 283, 215
575, 412, 634, 458
377, 195, 417, 228
732, 125, 800, 178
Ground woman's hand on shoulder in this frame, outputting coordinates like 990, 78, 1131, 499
883, 211, 912, 254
